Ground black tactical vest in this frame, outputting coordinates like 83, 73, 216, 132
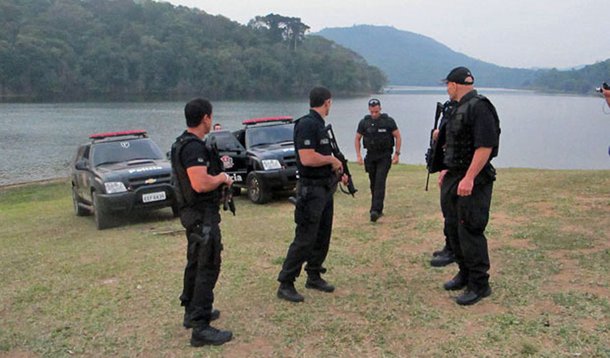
362, 114, 395, 153
444, 94, 500, 170
170, 132, 222, 210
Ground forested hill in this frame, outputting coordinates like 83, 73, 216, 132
318, 25, 538, 88
529, 60, 610, 93
318, 25, 610, 94
0, 0, 386, 100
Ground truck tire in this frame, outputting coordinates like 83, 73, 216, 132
92, 191, 112, 230
247, 172, 271, 204
72, 186, 90, 216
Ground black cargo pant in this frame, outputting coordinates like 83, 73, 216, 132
278, 180, 334, 283
441, 193, 453, 254
440, 167, 494, 293
364, 154, 392, 214
180, 209, 222, 327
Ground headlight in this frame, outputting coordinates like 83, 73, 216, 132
261, 159, 282, 170
104, 181, 127, 194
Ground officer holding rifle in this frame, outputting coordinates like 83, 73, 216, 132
171, 98, 234, 346
276, 86, 348, 303
438, 67, 500, 305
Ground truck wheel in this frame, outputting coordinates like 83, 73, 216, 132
247, 172, 271, 204
92, 192, 112, 230
72, 186, 90, 216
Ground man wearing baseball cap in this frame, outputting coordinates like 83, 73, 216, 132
437, 66, 501, 305
354, 98, 402, 222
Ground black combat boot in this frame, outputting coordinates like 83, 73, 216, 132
456, 286, 492, 306
277, 282, 305, 302
183, 309, 221, 329
305, 274, 335, 293
432, 245, 451, 257
430, 246, 456, 267
190, 325, 233, 346
443, 272, 467, 291
370, 211, 381, 222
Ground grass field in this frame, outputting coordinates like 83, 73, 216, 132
1, 165, 609, 357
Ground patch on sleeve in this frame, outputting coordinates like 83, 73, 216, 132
304, 139, 311, 145
197, 157, 204, 163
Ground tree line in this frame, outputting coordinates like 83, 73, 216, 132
529, 60, 610, 94
0, 0, 386, 101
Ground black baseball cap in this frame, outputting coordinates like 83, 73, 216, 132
368, 98, 381, 106
444, 66, 474, 85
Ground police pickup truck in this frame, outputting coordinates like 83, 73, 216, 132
206, 116, 297, 204
70, 130, 178, 229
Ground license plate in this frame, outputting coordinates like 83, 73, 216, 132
142, 191, 166, 203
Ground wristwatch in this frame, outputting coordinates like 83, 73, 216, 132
395, 151, 401, 155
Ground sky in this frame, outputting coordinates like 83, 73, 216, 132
164, 0, 610, 69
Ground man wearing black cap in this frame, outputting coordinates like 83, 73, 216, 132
438, 67, 500, 305
355, 98, 402, 222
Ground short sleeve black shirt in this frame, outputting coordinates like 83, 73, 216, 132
356, 114, 398, 136
294, 110, 333, 179
175, 131, 220, 206
180, 135, 212, 170
453, 91, 499, 151
356, 113, 398, 158
470, 98, 499, 149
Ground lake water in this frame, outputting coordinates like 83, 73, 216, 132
1, 88, 609, 185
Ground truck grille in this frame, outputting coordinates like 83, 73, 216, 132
283, 155, 297, 168
128, 174, 172, 190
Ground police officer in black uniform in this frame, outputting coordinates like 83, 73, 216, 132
277, 87, 348, 303
171, 98, 234, 346
354, 99, 402, 222
438, 67, 500, 305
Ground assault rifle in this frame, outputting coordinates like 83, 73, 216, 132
424, 102, 444, 191
221, 185, 236, 216
208, 137, 236, 215
325, 124, 357, 196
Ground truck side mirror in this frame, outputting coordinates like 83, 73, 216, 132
75, 159, 88, 170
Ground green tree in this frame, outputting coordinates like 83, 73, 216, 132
0, 0, 386, 100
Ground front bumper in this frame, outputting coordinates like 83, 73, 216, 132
96, 183, 177, 213
254, 167, 298, 189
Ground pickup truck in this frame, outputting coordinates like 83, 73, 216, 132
206, 116, 297, 204
70, 130, 178, 229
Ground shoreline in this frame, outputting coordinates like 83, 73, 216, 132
0, 177, 68, 190
2, 166, 610, 191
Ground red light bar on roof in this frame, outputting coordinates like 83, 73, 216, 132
89, 129, 148, 140
242, 116, 293, 125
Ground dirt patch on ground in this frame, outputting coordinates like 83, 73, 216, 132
528, 201, 557, 218
224, 337, 275, 357
541, 250, 610, 298
0, 351, 38, 358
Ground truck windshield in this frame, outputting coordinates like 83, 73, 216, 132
246, 123, 294, 148
206, 131, 245, 151
91, 138, 164, 166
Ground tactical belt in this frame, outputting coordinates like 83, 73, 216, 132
299, 177, 332, 187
